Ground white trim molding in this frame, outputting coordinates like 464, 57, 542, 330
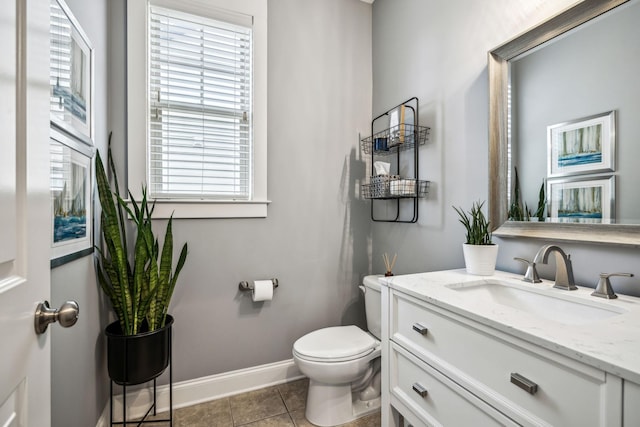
96, 359, 303, 426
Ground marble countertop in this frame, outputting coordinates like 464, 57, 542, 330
381, 269, 640, 384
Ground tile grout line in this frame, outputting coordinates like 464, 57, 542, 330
278, 386, 298, 427
232, 386, 291, 427
144, 378, 378, 426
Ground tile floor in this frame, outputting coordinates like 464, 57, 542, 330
143, 378, 381, 427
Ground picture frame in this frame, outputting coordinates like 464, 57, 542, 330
547, 111, 615, 178
547, 175, 615, 224
50, 127, 95, 268
50, 0, 94, 144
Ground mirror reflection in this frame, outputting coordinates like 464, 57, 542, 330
510, 0, 640, 225
489, 0, 640, 245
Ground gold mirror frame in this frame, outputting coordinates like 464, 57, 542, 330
488, 0, 640, 246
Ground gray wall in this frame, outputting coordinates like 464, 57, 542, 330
50, 0, 110, 426
108, 0, 373, 385
54, 1, 372, 424
371, 0, 640, 297
52, 1, 640, 425
513, 0, 640, 222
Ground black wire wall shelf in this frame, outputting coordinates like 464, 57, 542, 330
361, 96, 431, 222
360, 124, 430, 156
362, 177, 430, 200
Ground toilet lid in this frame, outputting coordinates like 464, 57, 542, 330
293, 325, 377, 362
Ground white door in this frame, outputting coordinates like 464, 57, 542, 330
0, 0, 53, 426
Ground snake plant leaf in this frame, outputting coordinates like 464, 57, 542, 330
453, 201, 492, 245
96, 152, 133, 333
96, 160, 126, 284
106, 136, 129, 270
162, 242, 188, 325
145, 231, 161, 329
155, 225, 173, 328
508, 166, 525, 221
95, 252, 115, 301
132, 222, 149, 332
95, 140, 188, 335
535, 181, 546, 221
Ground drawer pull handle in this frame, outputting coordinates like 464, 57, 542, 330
412, 382, 428, 398
412, 323, 428, 335
510, 373, 538, 395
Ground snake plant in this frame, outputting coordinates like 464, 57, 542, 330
534, 181, 546, 221
95, 138, 188, 335
508, 166, 528, 221
453, 200, 493, 245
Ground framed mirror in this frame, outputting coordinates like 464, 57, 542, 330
488, 0, 640, 246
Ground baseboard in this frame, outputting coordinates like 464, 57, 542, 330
96, 359, 303, 426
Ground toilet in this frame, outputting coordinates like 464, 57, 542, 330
292, 275, 382, 426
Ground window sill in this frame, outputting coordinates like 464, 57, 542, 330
127, 199, 271, 219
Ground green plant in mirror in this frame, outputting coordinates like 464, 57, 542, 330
508, 166, 529, 221
534, 181, 546, 221
95, 136, 188, 335
453, 200, 493, 245
509, 167, 546, 222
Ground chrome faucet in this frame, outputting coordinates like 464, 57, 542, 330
532, 245, 578, 290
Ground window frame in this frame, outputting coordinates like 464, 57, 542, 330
127, 0, 268, 219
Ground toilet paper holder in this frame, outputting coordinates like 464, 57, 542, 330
238, 278, 279, 291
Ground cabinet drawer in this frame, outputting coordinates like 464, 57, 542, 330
392, 291, 609, 426
390, 343, 517, 427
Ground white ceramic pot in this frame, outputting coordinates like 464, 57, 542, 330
462, 243, 499, 276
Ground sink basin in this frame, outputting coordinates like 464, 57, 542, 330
446, 280, 627, 325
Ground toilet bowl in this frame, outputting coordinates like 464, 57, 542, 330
292, 276, 382, 427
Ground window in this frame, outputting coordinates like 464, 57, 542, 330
127, 0, 268, 218
149, 7, 252, 199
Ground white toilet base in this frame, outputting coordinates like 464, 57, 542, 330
305, 379, 381, 426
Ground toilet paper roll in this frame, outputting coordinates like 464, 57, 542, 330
252, 280, 273, 302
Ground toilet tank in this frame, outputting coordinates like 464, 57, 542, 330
362, 275, 382, 340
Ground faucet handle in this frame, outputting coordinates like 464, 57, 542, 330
514, 257, 542, 283
591, 272, 634, 299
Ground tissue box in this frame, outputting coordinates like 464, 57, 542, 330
363, 175, 400, 198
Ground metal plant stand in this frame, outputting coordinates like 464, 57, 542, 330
109, 332, 173, 426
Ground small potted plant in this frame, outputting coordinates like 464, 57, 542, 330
95, 139, 188, 386
453, 200, 498, 275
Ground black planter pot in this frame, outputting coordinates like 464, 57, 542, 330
105, 315, 173, 386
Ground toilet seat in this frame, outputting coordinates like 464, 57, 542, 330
293, 325, 378, 363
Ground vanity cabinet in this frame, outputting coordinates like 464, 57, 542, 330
381, 283, 625, 427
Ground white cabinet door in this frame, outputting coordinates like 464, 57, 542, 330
624, 381, 640, 425
0, 0, 52, 425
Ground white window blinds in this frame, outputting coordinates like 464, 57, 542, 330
50, 0, 72, 122
149, 6, 253, 200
